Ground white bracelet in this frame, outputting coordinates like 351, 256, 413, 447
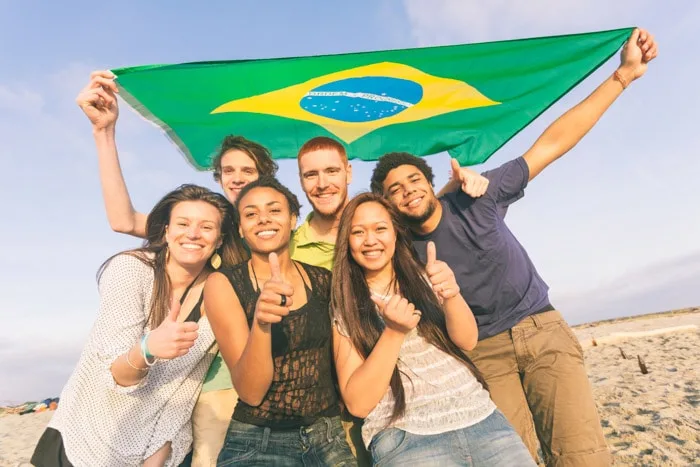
125, 348, 148, 372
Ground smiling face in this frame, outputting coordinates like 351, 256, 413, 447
348, 201, 397, 276
165, 200, 222, 268
218, 149, 260, 203
237, 186, 297, 255
298, 147, 352, 219
382, 164, 439, 225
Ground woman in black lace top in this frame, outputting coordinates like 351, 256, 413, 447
205, 176, 356, 466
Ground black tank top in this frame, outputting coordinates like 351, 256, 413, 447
221, 260, 340, 429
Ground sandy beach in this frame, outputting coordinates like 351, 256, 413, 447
2, 309, 698, 466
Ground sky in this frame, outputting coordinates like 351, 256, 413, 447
1, 0, 698, 403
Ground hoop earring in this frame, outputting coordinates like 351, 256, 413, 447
164, 246, 170, 263
210, 252, 222, 270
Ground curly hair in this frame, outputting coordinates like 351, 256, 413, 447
370, 152, 434, 194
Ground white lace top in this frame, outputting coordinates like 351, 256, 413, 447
47, 254, 216, 466
336, 299, 495, 448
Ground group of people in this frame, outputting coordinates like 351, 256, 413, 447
32, 29, 657, 467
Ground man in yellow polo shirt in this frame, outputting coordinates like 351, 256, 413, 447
290, 136, 352, 271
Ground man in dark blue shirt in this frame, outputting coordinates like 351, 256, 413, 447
371, 28, 657, 467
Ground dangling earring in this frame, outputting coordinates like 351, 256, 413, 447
210, 251, 222, 270
164, 245, 170, 263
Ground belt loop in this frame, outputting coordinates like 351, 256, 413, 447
324, 417, 333, 443
261, 427, 270, 453
531, 313, 543, 329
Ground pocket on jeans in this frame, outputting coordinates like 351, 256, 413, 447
217, 437, 257, 466
370, 428, 407, 465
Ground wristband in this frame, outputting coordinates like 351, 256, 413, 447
140, 332, 158, 366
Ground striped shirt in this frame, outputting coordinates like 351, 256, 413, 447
336, 307, 495, 448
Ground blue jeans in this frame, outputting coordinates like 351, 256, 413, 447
217, 416, 357, 466
369, 410, 536, 466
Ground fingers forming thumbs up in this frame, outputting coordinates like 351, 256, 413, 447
166, 298, 181, 322
148, 296, 200, 360
269, 252, 282, 281
372, 294, 421, 334
426, 241, 437, 267
254, 253, 295, 325
425, 242, 460, 301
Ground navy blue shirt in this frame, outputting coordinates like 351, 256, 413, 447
411, 157, 551, 340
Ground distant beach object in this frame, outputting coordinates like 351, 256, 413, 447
619, 347, 629, 359
0, 398, 59, 417
581, 324, 698, 349
637, 355, 649, 374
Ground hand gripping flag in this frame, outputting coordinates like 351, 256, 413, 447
113, 27, 633, 169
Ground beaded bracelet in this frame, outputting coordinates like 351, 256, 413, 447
613, 70, 629, 90
140, 332, 158, 367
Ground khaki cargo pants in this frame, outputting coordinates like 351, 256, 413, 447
466, 310, 611, 467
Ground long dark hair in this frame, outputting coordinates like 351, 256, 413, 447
331, 192, 487, 422
99, 184, 248, 328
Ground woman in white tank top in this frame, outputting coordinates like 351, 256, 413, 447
330, 193, 535, 466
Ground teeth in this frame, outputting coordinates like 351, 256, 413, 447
181, 244, 203, 250
408, 197, 422, 207
256, 230, 277, 238
363, 251, 382, 258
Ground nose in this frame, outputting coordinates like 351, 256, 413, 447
186, 225, 201, 238
364, 231, 378, 246
231, 171, 244, 185
317, 172, 329, 189
258, 212, 272, 224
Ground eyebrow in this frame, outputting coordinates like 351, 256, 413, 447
351, 220, 389, 229
242, 200, 283, 210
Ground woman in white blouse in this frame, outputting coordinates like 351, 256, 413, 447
31, 184, 247, 467
331, 193, 535, 466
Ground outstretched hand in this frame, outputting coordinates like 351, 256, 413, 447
76, 70, 119, 131
619, 28, 658, 82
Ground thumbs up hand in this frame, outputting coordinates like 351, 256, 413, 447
450, 158, 489, 198
371, 294, 421, 334
425, 241, 460, 301
147, 297, 200, 359
254, 253, 295, 325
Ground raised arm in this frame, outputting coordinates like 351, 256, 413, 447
523, 28, 658, 181
424, 241, 478, 350
333, 295, 420, 418
204, 254, 293, 406
76, 71, 148, 238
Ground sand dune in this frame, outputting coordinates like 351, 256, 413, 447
2, 310, 698, 466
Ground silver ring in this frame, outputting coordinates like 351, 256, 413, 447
280, 294, 287, 306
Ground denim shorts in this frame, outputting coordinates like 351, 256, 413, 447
369, 409, 535, 466
217, 416, 357, 466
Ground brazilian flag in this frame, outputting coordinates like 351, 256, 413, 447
113, 27, 632, 169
